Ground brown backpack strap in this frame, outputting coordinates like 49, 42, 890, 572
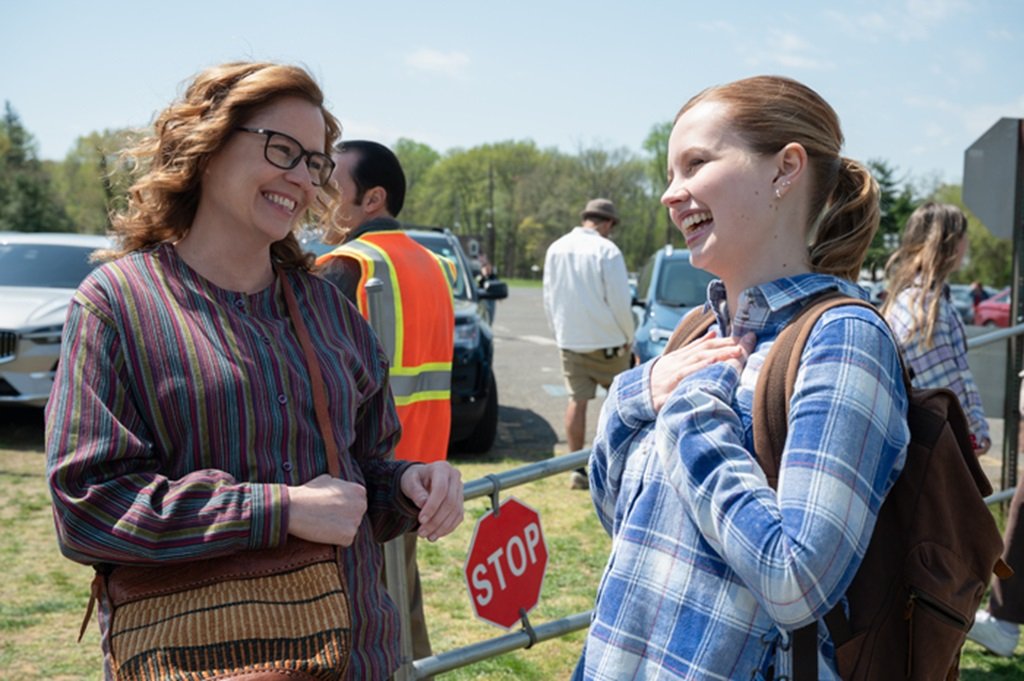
751, 290, 878, 681
750, 291, 871, 485
662, 306, 717, 355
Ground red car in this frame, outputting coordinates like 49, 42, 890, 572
974, 288, 1011, 327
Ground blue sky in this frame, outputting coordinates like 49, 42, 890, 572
3, 0, 1021, 188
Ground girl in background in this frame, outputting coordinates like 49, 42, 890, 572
881, 202, 991, 454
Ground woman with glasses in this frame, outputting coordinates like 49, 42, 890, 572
45, 61, 463, 679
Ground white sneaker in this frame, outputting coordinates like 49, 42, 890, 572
967, 610, 1020, 657
569, 471, 589, 491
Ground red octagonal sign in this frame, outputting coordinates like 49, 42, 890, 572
464, 497, 548, 629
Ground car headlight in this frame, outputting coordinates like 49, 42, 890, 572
453, 321, 480, 349
22, 325, 64, 345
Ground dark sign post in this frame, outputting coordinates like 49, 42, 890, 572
963, 118, 1024, 490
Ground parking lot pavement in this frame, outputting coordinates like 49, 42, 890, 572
981, 417, 1024, 495
484, 286, 610, 465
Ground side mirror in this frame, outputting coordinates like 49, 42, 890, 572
479, 279, 509, 300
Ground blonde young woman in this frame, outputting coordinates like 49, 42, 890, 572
881, 202, 991, 454
45, 62, 463, 679
574, 76, 910, 680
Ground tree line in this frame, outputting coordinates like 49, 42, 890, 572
0, 101, 1012, 287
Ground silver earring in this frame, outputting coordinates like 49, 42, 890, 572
775, 186, 783, 199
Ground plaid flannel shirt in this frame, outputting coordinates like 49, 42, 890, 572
885, 284, 989, 444
574, 274, 909, 681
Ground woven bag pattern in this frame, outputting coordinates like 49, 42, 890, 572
110, 561, 350, 680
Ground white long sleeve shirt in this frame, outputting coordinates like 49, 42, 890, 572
543, 226, 634, 352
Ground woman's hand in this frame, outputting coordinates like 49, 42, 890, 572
401, 462, 464, 541
650, 331, 756, 412
287, 474, 368, 546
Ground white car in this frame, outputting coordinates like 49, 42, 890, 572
0, 232, 113, 407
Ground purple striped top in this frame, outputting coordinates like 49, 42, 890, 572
45, 243, 417, 678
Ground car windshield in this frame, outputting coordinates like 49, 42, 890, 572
0, 243, 101, 288
654, 258, 715, 307
407, 233, 470, 301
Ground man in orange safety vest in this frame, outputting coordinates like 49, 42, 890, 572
317, 140, 456, 671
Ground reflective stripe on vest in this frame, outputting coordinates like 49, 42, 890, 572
319, 231, 454, 462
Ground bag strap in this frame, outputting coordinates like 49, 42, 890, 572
752, 291, 868, 484
754, 292, 910, 475
751, 291, 880, 681
279, 269, 341, 479
663, 305, 717, 355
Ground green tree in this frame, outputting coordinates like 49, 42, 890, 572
393, 138, 440, 220
52, 128, 135, 234
865, 159, 916, 280
930, 184, 1012, 287
0, 102, 72, 232
642, 121, 674, 251
404, 140, 556, 276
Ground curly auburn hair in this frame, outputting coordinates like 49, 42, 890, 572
104, 61, 341, 270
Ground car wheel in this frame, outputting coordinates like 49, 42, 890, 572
458, 371, 498, 454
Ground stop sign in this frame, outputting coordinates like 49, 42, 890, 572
464, 497, 549, 629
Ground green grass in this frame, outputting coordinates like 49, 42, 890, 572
3, 415, 1023, 679
500, 277, 542, 288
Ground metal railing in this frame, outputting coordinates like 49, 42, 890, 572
392, 449, 591, 680
965, 322, 1024, 350
966, 320, 1024, 491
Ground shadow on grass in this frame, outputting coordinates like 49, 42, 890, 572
962, 656, 1024, 680
450, 405, 558, 465
0, 407, 45, 452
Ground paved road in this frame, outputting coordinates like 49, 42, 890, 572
966, 325, 1011, 418
965, 325, 1019, 487
473, 285, 608, 465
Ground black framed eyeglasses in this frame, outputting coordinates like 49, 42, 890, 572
235, 127, 336, 187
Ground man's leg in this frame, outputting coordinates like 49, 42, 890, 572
566, 398, 587, 453
566, 398, 589, 489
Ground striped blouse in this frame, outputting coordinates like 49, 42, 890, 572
45, 243, 418, 679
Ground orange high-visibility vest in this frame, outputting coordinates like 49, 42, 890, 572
318, 230, 455, 462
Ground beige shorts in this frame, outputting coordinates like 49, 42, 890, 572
560, 348, 630, 401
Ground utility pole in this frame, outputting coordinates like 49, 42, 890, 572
487, 162, 496, 265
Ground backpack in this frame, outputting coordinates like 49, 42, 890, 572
665, 291, 1011, 681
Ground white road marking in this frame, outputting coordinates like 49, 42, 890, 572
542, 385, 608, 397
520, 334, 558, 347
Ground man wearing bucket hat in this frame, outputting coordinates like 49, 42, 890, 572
543, 198, 634, 490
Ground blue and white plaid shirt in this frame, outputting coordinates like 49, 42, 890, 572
574, 274, 909, 681
885, 284, 989, 444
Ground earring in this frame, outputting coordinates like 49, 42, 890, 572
775, 179, 790, 199
774, 186, 783, 199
